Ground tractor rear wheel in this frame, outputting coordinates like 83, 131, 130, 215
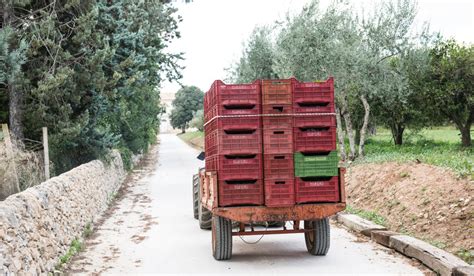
304, 218, 330, 255
198, 204, 212, 229
212, 215, 233, 260
196, 172, 212, 229
192, 174, 199, 220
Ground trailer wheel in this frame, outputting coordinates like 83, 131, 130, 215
304, 218, 330, 255
212, 215, 233, 260
192, 174, 199, 220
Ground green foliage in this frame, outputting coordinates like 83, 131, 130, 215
83, 222, 93, 238
456, 248, 474, 264
178, 130, 204, 149
346, 205, 387, 226
56, 238, 83, 270
371, 48, 435, 145
419, 40, 473, 146
118, 146, 133, 171
230, 0, 474, 154
227, 26, 277, 82
353, 128, 473, 178
170, 86, 204, 132
4, 0, 182, 174
189, 109, 204, 132
0, 26, 28, 123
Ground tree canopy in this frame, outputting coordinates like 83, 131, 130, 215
170, 86, 204, 133
1, 0, 183, 172
227, 0, 472, 156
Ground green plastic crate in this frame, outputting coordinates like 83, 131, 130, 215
294, 151, 339, 177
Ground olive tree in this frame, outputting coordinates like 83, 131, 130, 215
227, 26, 278, 83
421, 40, 473, 147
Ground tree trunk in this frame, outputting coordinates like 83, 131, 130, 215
335, 107, 346, 161
358, 95, 370, 157
4, 2, 24, 140
390, 123, 405, 145
340, 96, 356, 160
181, 127, 186, 134
460, 126, 471, 147
355, 128, 360, 145
8, 83, 24, 140
459, 111, 472, 147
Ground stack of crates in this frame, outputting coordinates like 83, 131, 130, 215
292, 78, 340, 203
261, 80, 295, 207
204, 80, 264, 207
204, 77, 340, 208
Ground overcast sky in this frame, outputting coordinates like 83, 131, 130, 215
161, 0, 473, 93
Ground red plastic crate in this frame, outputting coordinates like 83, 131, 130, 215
263, 128, 293, 154
293, 78, 335, 113
204, 116, 261, 134
205, 154, 263, 180
204, 81, 218, 113
204, 80, 261, 122
218, 179, 264, 207
263, 154, 294, 179
293, 115, 336, 128
293, 101, 335, 114
262, 104, 293, 115
205, 129, 262, 156
295, 176, 340, 203
204, 103, 261, 123
265, 178, 295, 207
262, 79, 292, 105
262, 116, 293, 129
293, 126, 337, 152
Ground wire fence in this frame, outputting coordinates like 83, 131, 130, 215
0, 125, 48, 198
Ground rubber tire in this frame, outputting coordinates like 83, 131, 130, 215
192, 174, 199, 220
212, 215, 233, 260
198, 204, 212, 230
304, 218, 330, 255
197, 174, 212, 229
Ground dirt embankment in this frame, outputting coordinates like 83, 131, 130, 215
346, 162, 473, 263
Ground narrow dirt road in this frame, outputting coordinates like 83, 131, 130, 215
68, 133, 428, 274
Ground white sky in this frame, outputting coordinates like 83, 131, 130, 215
161, 0, 473, 93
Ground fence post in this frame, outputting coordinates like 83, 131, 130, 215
42, 127, 50, 180
2, 124, 21, 193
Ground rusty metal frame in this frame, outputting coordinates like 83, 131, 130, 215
232, 229, 310, 236
211, 203, 345, 223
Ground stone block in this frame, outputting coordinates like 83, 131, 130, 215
389, 235, 469, 276
370, 230, 400, 247
337, 213, 386, 236
453, 266, 474, 276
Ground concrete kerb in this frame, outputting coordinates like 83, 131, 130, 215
336, 213, 386, 236
336, 213, 472, 276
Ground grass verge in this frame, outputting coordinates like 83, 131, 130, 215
354, 139, 473, 178
348, 126, 473, 178
345, 205, 387, 227
177, 131, 204, 150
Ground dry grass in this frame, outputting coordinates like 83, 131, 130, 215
0, 136, 45, 194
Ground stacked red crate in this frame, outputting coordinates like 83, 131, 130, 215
295, 176, 340, 203
204, 80, 264, 207
292, 77, 339, 203
261, 79, 295, 207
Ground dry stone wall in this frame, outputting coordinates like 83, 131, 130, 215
0, 151, 125, 275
